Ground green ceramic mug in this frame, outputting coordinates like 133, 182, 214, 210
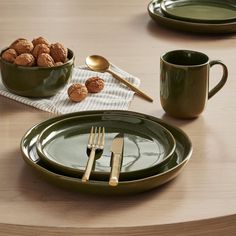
160, 50, 228, 118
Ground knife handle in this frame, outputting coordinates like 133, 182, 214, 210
109, 153, 122, 186
82, 148, 96, 182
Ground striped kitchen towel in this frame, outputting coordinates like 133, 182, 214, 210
0, 64, 140, 114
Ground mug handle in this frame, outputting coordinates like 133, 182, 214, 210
208, 60, 228, 99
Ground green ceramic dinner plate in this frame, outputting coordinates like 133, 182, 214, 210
36, 114, 176, 180
161, 0, 236, 24
148, 0, 236, 34
20, 110, 192, 195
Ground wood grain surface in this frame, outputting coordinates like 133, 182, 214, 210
0, 0, 236, 235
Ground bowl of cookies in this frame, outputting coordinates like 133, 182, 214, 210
0, 36, 74, 97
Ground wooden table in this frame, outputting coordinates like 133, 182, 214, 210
0, 1, 235, 235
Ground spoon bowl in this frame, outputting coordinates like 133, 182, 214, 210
86, 55, 109, 72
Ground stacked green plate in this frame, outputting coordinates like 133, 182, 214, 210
20, 110, 192, 195
148, 0, 236, 34
35, 113, 176, 181
160, 0, 236, 24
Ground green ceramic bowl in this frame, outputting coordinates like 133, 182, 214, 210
0, 48, 74, 97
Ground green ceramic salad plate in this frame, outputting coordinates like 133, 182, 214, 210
20, 110, 192, 195
35, 113, 176, 181
160, 0, 236, 24
148, 0, 236, 34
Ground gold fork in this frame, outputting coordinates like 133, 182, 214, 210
82, 126, 105, 182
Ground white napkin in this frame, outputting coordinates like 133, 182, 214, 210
0, 64, 140, 114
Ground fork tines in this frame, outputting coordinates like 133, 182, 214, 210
88, 126, 105, 149
82, 126, 105, 182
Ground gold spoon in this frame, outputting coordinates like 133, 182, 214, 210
85, 55, 153, 102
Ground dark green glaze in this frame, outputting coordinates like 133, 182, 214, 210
36, 113, 176, 180
160, 50, 228, 118
0, 48, 74, 97
20, 110, 192, 195
161, 0, 236, 24
148, 0, 236, 34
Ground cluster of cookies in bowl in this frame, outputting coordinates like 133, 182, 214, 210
1, 37, 68, 67
0, 36, 74, 97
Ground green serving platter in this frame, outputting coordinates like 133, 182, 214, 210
148, 0, 236, 34
36, 113, 176, 180
161, 0, 236, 24
20, 110, 192, 195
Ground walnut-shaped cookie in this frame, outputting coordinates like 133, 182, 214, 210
10, 38, 33, 54
50, 42, 68, 63
1, 49, 18, 63
37, 53, 55, 67
32, 44, 50, 58
67, 83, 88, 102
15, 53, 35, 67
32, 36, 50, 47
85, 76, 105, 93
9, 38, 26, 49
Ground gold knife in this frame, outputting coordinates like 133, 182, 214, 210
109, 133, 124, 187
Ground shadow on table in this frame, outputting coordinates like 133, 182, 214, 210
16, 159, 184, 212
160, 113, 199, 128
